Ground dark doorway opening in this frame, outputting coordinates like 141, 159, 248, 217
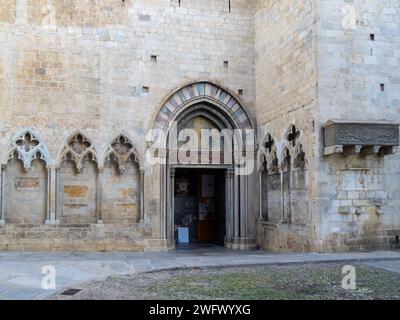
174, 168, 226, 248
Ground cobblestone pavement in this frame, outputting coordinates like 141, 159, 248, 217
0, 248, 399, 300
53, 262, 400, 300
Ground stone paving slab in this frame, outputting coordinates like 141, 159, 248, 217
364, 260, 400, 274
0, 249, 399, 300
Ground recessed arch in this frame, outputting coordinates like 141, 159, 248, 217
153, 81, 256, 250
1, 129, 50, 225
101, 133, 144, 224
57, 131, 99, 225
151, 81, 254, 133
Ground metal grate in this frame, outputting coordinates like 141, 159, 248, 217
60, 288, 82, 296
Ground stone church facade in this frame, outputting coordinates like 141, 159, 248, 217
0, 0, 399, 252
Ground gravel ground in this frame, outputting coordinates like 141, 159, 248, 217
53, 262, 400, 300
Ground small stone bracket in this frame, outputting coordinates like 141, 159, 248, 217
324, 145, 398, 157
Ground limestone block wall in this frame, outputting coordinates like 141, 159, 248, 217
255, 0, 319, 252
101, 161, 141, 225
1, 0, 397, 253
0, 0, 257, 251
4, 159, 47, 224
315, 0, 400, 251
59, 160, 98, 225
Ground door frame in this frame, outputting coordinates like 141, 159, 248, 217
164, 163, 247, 249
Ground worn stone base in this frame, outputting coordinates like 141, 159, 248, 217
320, 228, 400, 253
0, 223, 155, 252
258, 221, 400, 253
226, 238, 258, 251
257, 222, 314, 253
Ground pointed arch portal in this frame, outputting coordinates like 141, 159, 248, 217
151, 81, 256, 250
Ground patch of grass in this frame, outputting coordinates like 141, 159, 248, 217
147, 272, 303, 300
143, 264, 400, 300
55, 263, 400, 300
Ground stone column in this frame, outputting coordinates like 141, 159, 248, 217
54, 168, 60, 222
259, 170, 269, 221
225, 168, 234, 244
240, 175, 248, 239
233, 167, 240, 242
280, 169, 285, 222
140, 168, 145, 223
46, 167, 51, 223
265, 172, 269, 221
45, 166, 59, 225
0, 165, 5, 224
96, 169, 103, 224
168, 167, 175, 240
160, 165, 166, 240
259, 170, 263, 220
288, 162, 293, 224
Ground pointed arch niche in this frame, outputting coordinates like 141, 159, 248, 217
0, 129, 51, 224
101, 134, 144, 224
258, 133, 280, 224
56, 132, 99, 224
258, 125, 308, 226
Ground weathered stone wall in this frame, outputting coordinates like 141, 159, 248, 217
315, 0, 400, 251
255, 0, 318, 252
102, 161, 141, 224
256, 0, 400, 253
4, 159, 47, 224
0, 0, 256, 251
59, 160, 98, 225
1, 0, 398, 253
0, 223, 163, 252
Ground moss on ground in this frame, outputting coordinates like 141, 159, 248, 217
55, 263, 400, 300
144, 264, 400, 300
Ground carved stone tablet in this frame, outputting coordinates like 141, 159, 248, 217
324, 121, 399, 147
15, 177, 40, 191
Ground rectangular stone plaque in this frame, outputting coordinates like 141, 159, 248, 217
324, 121, 400, 147
15, 178, 40, 191
64, 185, 89, 198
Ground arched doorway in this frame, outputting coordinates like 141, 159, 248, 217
150, 81, 256, 250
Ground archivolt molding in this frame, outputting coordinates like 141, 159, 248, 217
152, 81, 254, 132
104, 134, 143, 173
58, 132, 98, 172
7, 129, 51, 171
149, 81, 256, 163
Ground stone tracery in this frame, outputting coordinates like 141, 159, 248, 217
259, 125, 308, 223
104, 134, 141, 173
279, 125, 307, 170
259, 134, 279, 174
59, 133, 98, 172
8, 129, 51, 170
